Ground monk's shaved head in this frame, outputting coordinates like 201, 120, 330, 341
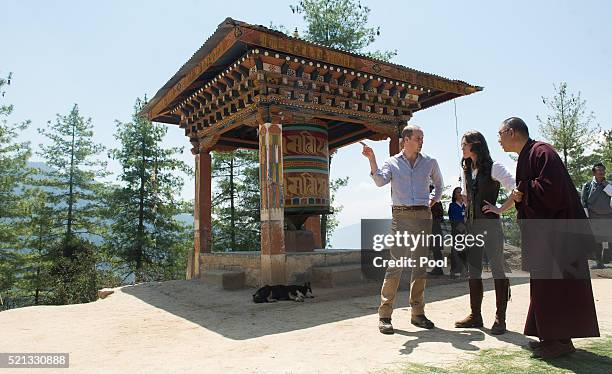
502, 117, 529, 137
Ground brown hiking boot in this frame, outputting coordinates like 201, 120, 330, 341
491, 278, 510, 335
455, 313, 484, 328
378, 318, 394, 334
455, 279, 484, 328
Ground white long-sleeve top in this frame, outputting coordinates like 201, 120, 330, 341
462, 161, 516, 195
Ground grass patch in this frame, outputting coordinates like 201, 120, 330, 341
401, 337, 612, 374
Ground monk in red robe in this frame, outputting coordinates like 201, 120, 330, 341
488, 117, 599, 359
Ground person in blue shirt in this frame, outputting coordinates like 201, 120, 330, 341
448, 187, 467, 278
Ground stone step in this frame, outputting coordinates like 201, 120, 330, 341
200, 270, 246, 290
311, 264, 363, 288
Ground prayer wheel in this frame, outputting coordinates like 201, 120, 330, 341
282, 124, 330, 228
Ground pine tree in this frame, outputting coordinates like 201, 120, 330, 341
0, 72, 33, 309
37, 104, 108, 244
107, 98, 192, 282
290, 0, 397, 61
0, 72, 31, 250
537, 82, 600, 188
37, 104, 108, 304
211, 150, 260, 251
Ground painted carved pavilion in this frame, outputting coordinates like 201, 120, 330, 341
141, 18, 481, 286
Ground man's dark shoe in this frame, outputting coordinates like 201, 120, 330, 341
591, 263, 605, 269
411, 314, 435, 329
527, 340, 543, 350
532, 340, 575, 359
379, 318, 394, 334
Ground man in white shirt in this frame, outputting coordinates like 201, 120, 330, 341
362, 124, 443, 334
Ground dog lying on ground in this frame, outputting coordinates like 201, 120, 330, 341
252, 282, 314, 303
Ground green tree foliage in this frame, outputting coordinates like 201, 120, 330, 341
106, 98, 192, 282
537, 82, 600, 188
0, 72, 33, 309
290, 0, 397, 61
37, 104, 108, 243
498, 187, 520, 248
18, 190, 55, 305
593, 130, 612, 175
46, 237, 99, 304
0, 72, 31, 249
211, 150, 260, 251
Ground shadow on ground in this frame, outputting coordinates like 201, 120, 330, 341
541, 348, 612, 374
121, 273, 530, 342
395, 327, 529, 355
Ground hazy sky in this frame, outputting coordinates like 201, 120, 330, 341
3, 1, 611, 245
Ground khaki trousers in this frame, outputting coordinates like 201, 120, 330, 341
378, 209, 432, 318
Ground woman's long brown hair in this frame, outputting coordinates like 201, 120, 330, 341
461, 130, 493, 178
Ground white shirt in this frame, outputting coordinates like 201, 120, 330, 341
371, 152, 444, 206
462, 161, 516, 195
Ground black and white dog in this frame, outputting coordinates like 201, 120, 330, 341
252, 282, 314, 303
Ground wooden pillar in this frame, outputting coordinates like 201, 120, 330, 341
389, 134, 400, 156
304, 216, 322, 249
187, 149, 212, 280
258, 119, 286, 284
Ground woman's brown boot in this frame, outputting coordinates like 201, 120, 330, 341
491, 278, 510, 335
455, 279, 484, 328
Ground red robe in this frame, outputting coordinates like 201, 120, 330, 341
515, 139, 599, 340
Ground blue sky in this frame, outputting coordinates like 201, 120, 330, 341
3, 1, 611, 245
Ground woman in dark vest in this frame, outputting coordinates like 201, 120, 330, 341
455, 131, 516, 335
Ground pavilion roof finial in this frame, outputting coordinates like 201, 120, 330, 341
292, 27, 299, 38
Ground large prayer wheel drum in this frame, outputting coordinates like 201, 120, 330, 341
283, 124, 330, 228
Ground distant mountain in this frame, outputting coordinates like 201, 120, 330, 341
23, 161, 196, 230
26, 161, 51, 181
177, 213, 194, 226
329, 222, 361, 249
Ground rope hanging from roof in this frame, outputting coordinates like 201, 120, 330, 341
454, 99, 462, 185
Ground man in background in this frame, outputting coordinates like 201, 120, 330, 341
581, 163, 612, 269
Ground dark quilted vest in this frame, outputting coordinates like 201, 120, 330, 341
466, 167, 500, 221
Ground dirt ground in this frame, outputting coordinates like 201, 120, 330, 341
1, 273, 611, 374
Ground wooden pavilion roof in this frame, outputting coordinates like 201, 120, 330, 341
141, 18, 482, 153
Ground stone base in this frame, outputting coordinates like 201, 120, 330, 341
312, 264, 364, 288
200, 249, 362, 288
201, 270, 246, 290
284, 230, 316, 252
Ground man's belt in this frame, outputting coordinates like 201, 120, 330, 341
392, 205, 429, 211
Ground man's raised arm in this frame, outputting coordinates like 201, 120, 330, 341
361, 142, 391, 187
